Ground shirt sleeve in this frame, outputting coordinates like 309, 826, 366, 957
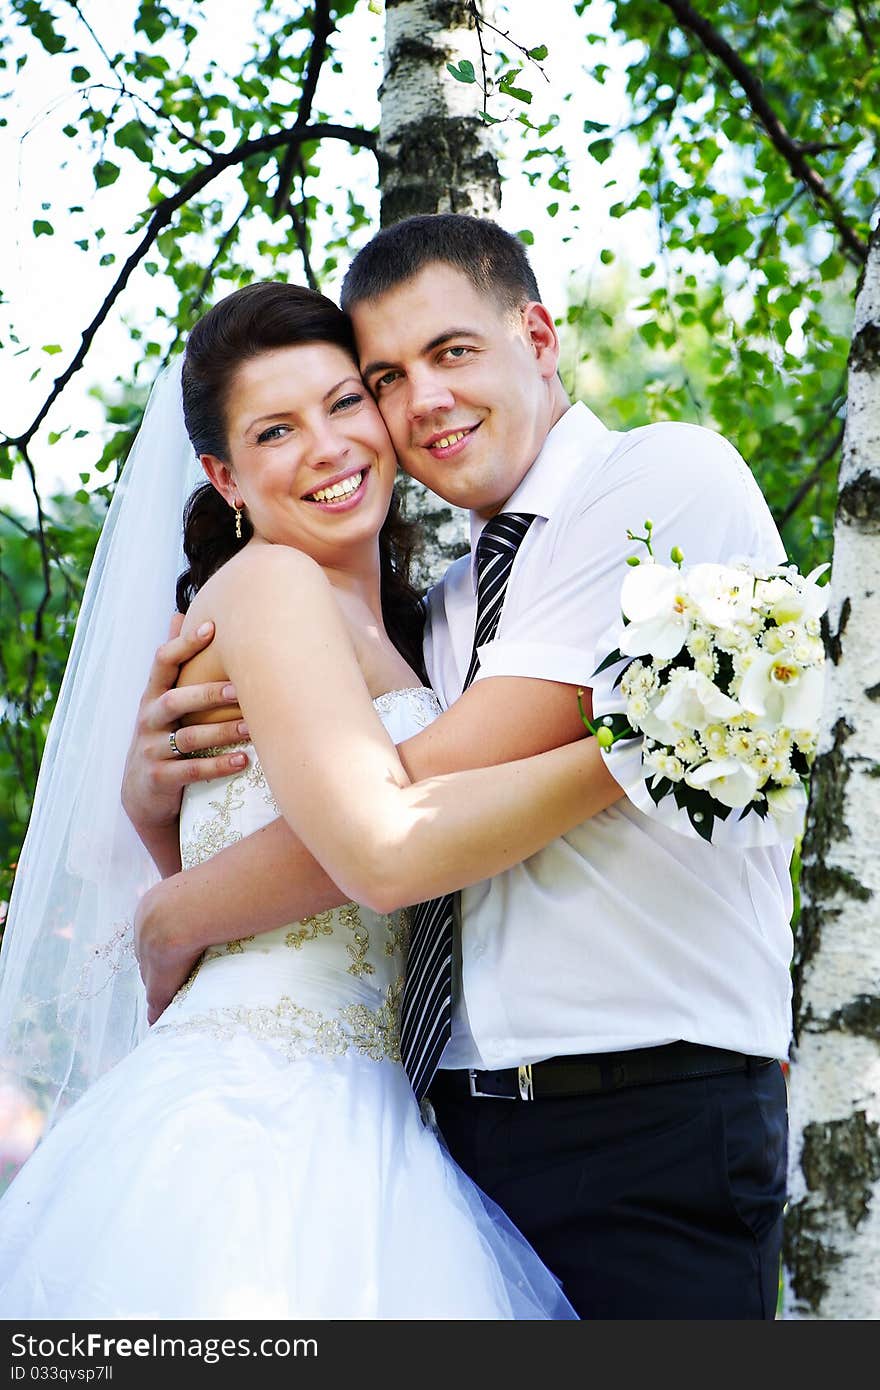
478, 422, 783, 683
474, 421, 797, 847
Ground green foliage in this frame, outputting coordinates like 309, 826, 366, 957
570, 0, 877, 571
0, 495, 104, 903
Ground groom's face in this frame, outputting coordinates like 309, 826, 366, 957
351, 263, 560, 518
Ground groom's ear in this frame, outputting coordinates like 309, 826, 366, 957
200, 454, 239, 507
522, 302, 561, 382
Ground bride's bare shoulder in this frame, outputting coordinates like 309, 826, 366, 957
184, 544, 331, 631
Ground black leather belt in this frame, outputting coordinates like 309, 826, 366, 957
429, 1042, 776, 1102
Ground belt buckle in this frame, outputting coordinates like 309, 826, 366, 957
467, 1068, 512, 1099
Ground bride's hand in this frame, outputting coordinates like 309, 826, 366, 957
121, 614, 250, 875
135, 878, 203, 1025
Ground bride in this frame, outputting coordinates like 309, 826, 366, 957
0, 281, 619, 1319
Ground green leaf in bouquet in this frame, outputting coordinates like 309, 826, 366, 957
593, 646, 625, 675
646, 773, 673, 806
671, 783, 732, 843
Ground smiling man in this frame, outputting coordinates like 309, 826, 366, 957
124, 214, 794, 1319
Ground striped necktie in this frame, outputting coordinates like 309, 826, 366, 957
400, 512, 536, 1101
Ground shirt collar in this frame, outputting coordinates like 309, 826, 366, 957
468, 401, 610, 586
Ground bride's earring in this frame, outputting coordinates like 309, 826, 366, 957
234, 505, 243, 540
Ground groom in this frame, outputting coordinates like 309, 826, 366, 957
125, 214, 792, 1319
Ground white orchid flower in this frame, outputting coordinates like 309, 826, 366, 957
684, 757, 762, 809
686, 563, 756, 629
738, 649, 825, 730
754, 563, 830, 625
619, 562, 691, 659
644, 748, 685, 783
640, 668, 741, 744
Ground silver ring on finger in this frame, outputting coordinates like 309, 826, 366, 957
169, 729, 184, 759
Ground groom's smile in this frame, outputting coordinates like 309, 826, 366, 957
420, 424, 481, 459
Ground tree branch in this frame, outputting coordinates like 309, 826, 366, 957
273, 0, 335, 215
658, 0, 867, 265
289, 154, 319, 291
851, 1, 876, 54
189, 201, 251, 321
5, 122, 377, 452
88, 83, 218, 159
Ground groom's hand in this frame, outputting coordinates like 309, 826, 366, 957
121, 614, 250, 875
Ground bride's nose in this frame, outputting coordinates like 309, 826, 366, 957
306, 420, 350, 469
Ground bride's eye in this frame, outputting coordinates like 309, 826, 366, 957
257, 423, 289, 443
331, 393, 363, 412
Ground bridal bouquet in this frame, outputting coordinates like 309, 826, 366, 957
583, 522, 829, 842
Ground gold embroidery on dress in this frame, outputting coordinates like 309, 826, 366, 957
339, 903, 374, 977
286, 911, 335, 949
383, 908, 411, 959
152, 977, 403, 1065
372, 687, 442, 728
180, 753, 276, 871
204, 934, 256, 959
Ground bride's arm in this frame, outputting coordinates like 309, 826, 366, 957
211, 546, 619, 914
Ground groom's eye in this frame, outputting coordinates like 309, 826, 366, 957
441, 346, 470, 361
373, 370, 399, 392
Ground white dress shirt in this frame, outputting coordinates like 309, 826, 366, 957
423, 402, 795, 1069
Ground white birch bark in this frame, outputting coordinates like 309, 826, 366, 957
379, 0, 501, 226
784, 208, 880, 1319
378, 1, 503, 582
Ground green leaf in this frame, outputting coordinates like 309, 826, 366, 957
114, 120, 153, 163
41, 344, 63, 355
446, 60, 476, 84
517, 229, 535, 246
528, 45, 549, 61
71, 65, 90, 83
32, 220, 53, 237
93, 160, 120, 189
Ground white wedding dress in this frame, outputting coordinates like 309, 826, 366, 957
0, 687, 575, 1320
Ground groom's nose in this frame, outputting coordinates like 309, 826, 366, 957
405, 367, 455, 420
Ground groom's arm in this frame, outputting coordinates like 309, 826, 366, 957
135, 675, 590, 1021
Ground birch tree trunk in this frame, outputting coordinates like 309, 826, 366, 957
784, 208, 880, 1319
378, 0, 502, 583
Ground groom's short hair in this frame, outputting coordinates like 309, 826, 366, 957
340, 213, 542, 317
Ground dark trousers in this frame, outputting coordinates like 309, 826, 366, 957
429, 1059, 788, 1319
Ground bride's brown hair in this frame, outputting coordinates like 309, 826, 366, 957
177, 281, 426, 680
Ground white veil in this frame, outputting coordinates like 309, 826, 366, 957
0, 359, 203, 1127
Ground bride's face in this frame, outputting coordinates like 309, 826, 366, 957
202, 342, 398, 566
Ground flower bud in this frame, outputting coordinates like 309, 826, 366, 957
596, 726, 615, 749
670, 545, 684, 565
626, 556, 641, 567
